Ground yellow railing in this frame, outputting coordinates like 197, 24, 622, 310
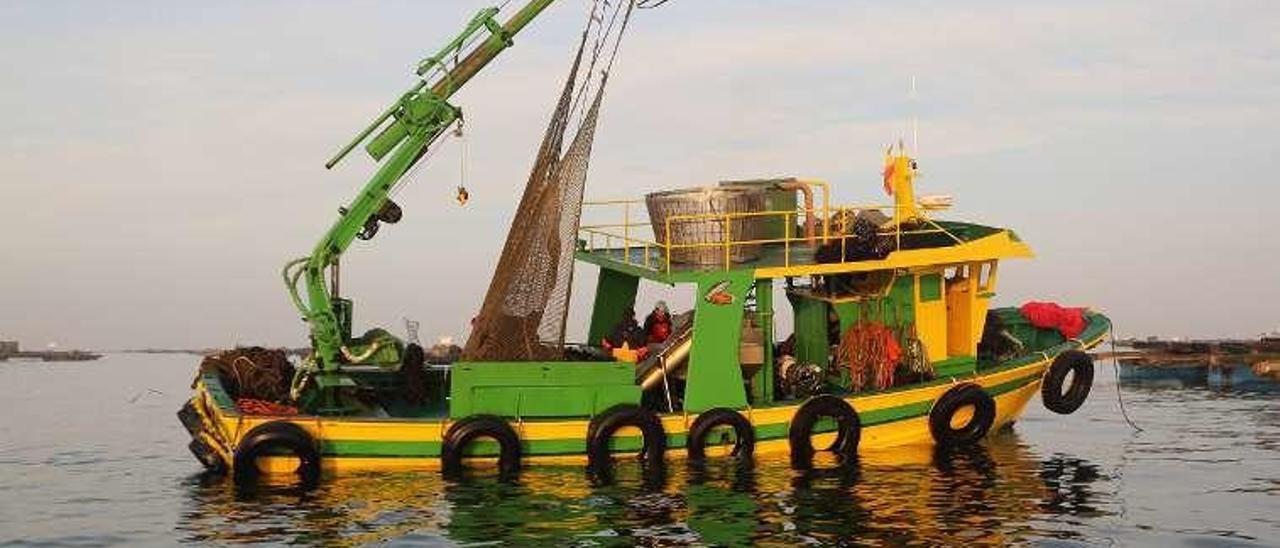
579, 199, 963, 275
579, 199, 661, 269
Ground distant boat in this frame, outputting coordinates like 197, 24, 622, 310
37, 350, 102, 362
0, 342, 102, 362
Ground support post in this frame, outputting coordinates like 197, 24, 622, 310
684, 271, 753, 412
751, 279, 775, 404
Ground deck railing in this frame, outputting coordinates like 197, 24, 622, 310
578, 199, 963, 274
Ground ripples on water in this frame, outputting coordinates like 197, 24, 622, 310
1, 355, 1277, 546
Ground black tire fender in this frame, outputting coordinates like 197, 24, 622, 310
232, 421, 321, 485
1042, 350, 1094, 415
787, 395, 861, 468
441, 415, 522, 478
687, 408, 755, 461
929, 384, 996, 449
586, 404, 666, 471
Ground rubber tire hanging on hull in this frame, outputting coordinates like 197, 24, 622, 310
441, 415, 522, 478
929, 384, 996, 449
233, 421, 321, 486
686, 408, 755, 461
1042, 350, 1094, 415
586, 404, 666, 472
787, 395, 861, 468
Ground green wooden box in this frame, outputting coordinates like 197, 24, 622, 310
449, 361, 640, 419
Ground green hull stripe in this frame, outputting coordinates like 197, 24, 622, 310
324, 440, 442, 457
316, 371, 1042, 459
861, 401, 933, 426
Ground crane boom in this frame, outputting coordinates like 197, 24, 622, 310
285, 0, 558, 380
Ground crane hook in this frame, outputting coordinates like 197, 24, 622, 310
455, 120, 470, 206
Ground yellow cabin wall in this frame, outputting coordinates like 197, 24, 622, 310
912, 269, 948, 362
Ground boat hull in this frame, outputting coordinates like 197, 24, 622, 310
182, 321, 1106, 475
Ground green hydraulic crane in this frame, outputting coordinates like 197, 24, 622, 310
283, 0, 557, 397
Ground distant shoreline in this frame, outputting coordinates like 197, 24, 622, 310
118, 347, 311, 357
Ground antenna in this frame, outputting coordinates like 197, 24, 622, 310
910, 75, 919, 156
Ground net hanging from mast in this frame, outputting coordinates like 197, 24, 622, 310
463, 0, 636, 362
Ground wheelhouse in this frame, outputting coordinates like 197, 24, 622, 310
569, 176, 1033, 415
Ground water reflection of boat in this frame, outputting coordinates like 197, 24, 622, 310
177, 431, 1112, 545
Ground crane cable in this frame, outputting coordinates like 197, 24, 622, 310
400, 0, 643, 209
386, 120, 460, 204
566, 0, 635, 133
456, 120, 470, 205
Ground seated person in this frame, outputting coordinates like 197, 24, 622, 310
643, 301, 673, 344
603, 308, 646, 350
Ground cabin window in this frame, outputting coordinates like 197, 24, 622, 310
918, 273, 943, 302
978, 262, 998, 292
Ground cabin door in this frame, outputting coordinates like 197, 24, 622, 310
946, 265, 977, 357
946, 262, 997, 357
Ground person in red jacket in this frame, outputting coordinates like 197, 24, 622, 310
644, 301, 673, 344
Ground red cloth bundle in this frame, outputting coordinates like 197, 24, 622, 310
1019, 301, 1087, 339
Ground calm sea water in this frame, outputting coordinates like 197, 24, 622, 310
1, 354, 1277, 547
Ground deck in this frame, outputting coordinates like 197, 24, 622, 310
575, 219, 1034, 283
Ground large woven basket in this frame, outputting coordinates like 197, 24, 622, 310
645, 186, 767, 265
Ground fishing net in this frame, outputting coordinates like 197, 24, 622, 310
463, 1, 635, 362
199, 347, 295, 403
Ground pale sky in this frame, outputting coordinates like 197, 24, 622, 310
2, 0, 1278, 350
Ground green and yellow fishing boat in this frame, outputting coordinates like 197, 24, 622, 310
178, 0, 1110, 483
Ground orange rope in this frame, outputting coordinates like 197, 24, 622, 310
236, 398, 298, 416
837, 321, 901, 391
